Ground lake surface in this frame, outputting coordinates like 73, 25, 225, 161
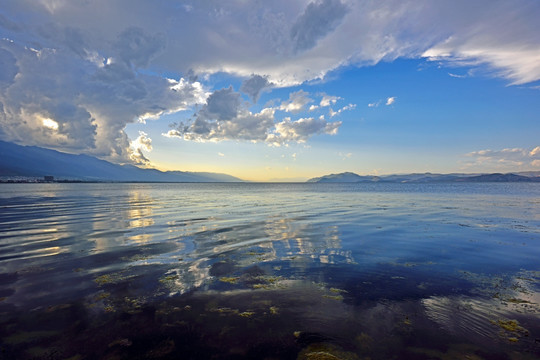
0, 182, 539, 359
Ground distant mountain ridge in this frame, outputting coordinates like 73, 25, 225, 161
0, 140, 242, 182
308, 171, 540, 183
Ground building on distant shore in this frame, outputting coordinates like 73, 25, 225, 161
44, 176, 54, 182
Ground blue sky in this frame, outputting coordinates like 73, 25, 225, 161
1, 0, 539, 181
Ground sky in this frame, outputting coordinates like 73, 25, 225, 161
1, 0, 539, 181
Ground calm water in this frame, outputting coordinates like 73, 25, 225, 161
0, 182, 539, 359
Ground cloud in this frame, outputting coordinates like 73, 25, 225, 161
1, 0, 540, 163
279, 90, 313, 113
320, 94, 341, 107
240, 74, 272, 103
290, 0, 348, 52
465, 146, 540, 170
329, 103, 356, 117
0, 34, 206, 162
115, 27, 166, 68
2, 0, 539, 87
0, 48, 18, 85
129, 131, 152, 165
200, 86, 241, 121
167, 87, 275, 142
385, 97, 396, 106
268, 116, 341, 145
368, 101, 380, 108
167, 87, 341, 145
529, 146, 540, 157
338, 152, 352, 160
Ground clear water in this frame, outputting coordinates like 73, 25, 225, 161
0, 182, 539, 359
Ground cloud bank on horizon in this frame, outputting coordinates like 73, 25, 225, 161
1, 0, 539, 169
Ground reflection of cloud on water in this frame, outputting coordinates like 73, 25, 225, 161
158, 215, 355, 295
160, 257, 211, 296
460, 270, 540, 314
422, 270, 540, 346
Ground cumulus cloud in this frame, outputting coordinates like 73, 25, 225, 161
385, 97, 396, 106
167, 87, 341, 144
279, 90, 313, 113
129, 131, 153, 165
167, 86, 274, 142
201, 86, 241, 121
0, 34, 206, 162
240, 74, 272, 103
465, 146, 540, 170
320, 94, 341, 107
267, 116, 341, 145
1, 0, 540, 163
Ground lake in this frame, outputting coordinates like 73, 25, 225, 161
0, 182, 539, 359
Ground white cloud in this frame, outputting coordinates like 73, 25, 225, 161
385, 97, 396, 106
529, 146, 540, 157
465, 146, 540, 170
368, 101, 380, 108
167, 87, 342, 145
2, 0, 539, 87
129, 131, 152, 165
167, 86, 275, 142
338, 152, 352, 160
0, 35, 206, 162
41, 116, 59, 131
279, 90, 313, 113
267, 116, 341, 145
320, 94, 341, 107
329, 103, 356, 117
218, 152, 225, 157
1, 0, 540, 161
162, 130, 182, 138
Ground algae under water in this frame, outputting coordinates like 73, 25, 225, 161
0, 182, 539, 359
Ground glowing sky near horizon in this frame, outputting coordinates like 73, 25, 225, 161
1, 0, 539, 181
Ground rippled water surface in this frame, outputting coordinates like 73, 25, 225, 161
1, 182, 539, 359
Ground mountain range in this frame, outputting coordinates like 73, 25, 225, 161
2, 140, 539, 183
0, 140, 242, 182
307, 171, 540, 183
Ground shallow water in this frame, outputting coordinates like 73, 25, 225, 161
0, 182, 539, 359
